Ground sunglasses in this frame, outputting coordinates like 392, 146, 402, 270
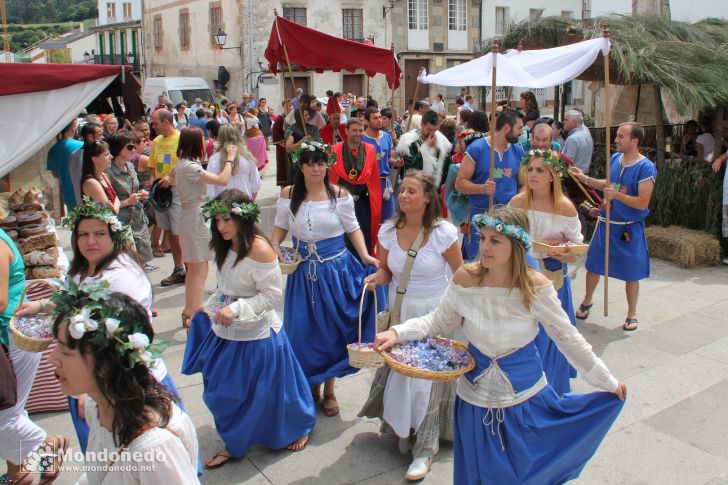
125, 144, 135, 151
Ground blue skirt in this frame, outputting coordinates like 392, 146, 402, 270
454, 343, 623, 485
181, 312, 315, 457
284, 235, 376, 387
381, 177, 396, 222
585, 218, 650, 281
534, 257, 577, 396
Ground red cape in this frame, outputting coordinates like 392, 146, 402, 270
329, 142, 382, 254
320, 124, 347, 145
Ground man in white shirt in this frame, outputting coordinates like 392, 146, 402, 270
562, 110, 594, 173
430, 94, 446, 117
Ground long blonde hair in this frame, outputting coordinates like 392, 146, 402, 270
464, 205, 537, 310
215, 124, 256, 175
519, 157, 563, 215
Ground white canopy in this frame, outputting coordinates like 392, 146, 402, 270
418, 37, 611, 88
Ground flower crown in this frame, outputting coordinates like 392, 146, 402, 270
472, 213, 532, 250
51, 279, 168, 369
520, 149, 570, 178
63, 196, 125, 240
290, 139, 337, 169
200, 197, 261, 222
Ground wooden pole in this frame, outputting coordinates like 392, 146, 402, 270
488, 40, 498, 210
568, 172, 598, 207
603, 26, 611, 317
653, 84, 665, 166
405, 67, 424, 133
281, 41, 308, 137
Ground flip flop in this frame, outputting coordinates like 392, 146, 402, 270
287, 434, 309, 452
576, 302, 593, 320
623, 318, 638, 331
322, 394, 339, 417
205, 450, 234, 469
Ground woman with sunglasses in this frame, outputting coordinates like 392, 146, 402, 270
106, 132, 155, 269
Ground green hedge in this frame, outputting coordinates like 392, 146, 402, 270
589, 147, 724, 238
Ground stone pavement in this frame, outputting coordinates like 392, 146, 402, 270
11, 152, 728, 484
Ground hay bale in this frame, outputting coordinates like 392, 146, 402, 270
646, 225, 720, 268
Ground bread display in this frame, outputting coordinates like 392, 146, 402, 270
0, 216, 17, 230
16, 212, 42, 227
25, 265, 61, 279
18, 233, 56, 253
22, 248, 58, 266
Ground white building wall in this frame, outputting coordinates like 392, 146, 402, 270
98, 0, 142, 26
481, 0, 583, 40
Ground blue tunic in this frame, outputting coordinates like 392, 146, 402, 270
585, 153, 657, 281
462, 138, 524, 260
454, 342, 624, 485
362, 132, 395, 222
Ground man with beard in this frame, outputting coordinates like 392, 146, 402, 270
455, 109, 525, 260
329, 118, 382, 254
362, 108, 395, 221
396, 110, 452, 190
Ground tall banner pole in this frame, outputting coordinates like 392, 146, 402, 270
603, 26, 611, 317
405, 67, 424, 133
275, 13, 308, 138
488, 41, 499, 210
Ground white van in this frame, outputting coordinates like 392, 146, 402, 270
143, 77, 214, 109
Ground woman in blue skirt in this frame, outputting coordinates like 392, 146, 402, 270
271, 141, 379, 417
375, 206, 626, 485
510, 149, 582, 395
182, 189, 316, 468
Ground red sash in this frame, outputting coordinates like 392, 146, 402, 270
329, 142, 382, 254
320, 124, 347, 145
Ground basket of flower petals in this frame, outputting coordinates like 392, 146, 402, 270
278, 245, 302, 275
382, 337, 475, 382
533, 240, 590, 256
9, 280, 57, 352
347, 287, 385, 369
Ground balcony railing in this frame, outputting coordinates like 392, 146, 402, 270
93, 53, 141, 73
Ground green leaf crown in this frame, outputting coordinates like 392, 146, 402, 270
290, 139, 337, 169
51, 279, 168, 369
520, 149, 570, 178
200, 197, 261, 222
472, 213, 532, 250
62, 196, 126, 241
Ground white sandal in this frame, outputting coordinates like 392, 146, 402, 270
405, 456, 432, 481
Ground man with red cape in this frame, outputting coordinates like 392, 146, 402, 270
329, 118, 382, 255
320, 98, 347, 145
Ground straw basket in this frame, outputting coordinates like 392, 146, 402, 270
279, 204, 302, 275
533, 240, 590, 256
204, 300, 269, 330
347, 286, 384, 369
382, 337, 475, 382
9, 279, 58, 353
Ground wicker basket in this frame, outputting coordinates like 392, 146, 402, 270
533, 240, 590, 256
347, 286, 385, 369
279, 203, 303, 275
204, 301, 268, 330
9, 279, 58, 353
382, 337, 475, 382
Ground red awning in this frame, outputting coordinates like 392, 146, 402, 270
265, 16, 402, 89
0, 63, 138, 96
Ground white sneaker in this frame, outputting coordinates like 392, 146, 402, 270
405, 456, 432, 481
398, 437, 411, 455
722, 258, 728, 266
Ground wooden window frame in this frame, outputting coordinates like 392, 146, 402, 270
179, 9, 191, 50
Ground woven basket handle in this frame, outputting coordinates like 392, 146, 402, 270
20, 279, 59, 303
357, 284, 378, 344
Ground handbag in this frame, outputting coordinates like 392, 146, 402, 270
0, 343, 18, 411
376, 229, 426, 332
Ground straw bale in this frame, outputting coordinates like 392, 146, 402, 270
646, 225, 720, 268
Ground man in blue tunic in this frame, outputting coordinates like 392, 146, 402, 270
569, 122, 657, 331
362, 108, 395, 222
455, 109, 525, 261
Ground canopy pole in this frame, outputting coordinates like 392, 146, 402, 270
488, 40, 498, 211
405, 67, 424, 133
603, 26, 611, 317
282, 43, 308, 138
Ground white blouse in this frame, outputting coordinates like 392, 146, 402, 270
204, 251, 282, 341
73, 254, 166, 381
379, 220, 458, 296
206, 153, 262, 199
274, 195, 360, 242
393, 283, 619, 407
526, 210, 583, 250
76, 398, 199, 485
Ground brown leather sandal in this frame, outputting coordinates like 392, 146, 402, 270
322, 394, 339, 417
